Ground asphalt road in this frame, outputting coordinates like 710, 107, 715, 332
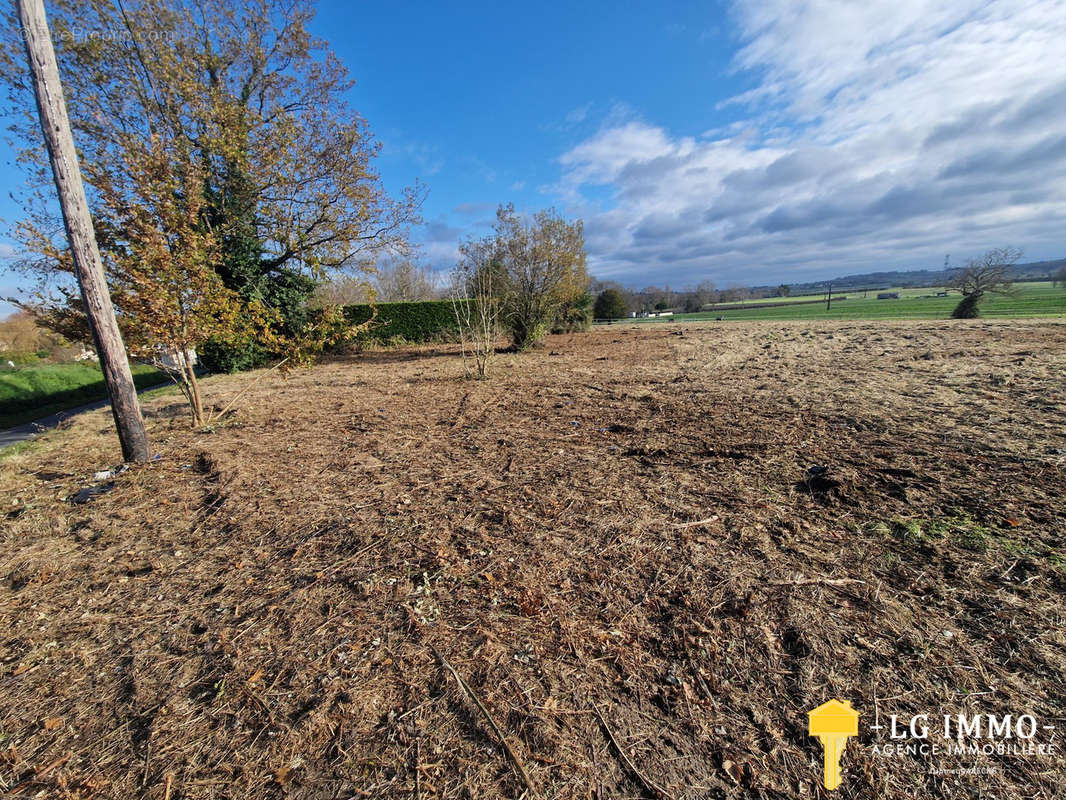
0, 380, 173, 450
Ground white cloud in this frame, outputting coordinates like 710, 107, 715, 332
565, 103, 592, 125
415, 217, 468, 270
419, 239, 460, 270
558, 0, 1066, 285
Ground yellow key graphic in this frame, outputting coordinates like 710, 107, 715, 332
808, 699, 859, 790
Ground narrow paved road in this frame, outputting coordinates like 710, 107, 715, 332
0, 380, 173, 449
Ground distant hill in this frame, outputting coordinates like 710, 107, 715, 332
762, 258, 1066, 297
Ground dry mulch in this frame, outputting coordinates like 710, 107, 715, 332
1, 320, 1064, 799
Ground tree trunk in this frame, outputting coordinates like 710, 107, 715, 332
17, 0, 150, 462
183, 353, 204, 427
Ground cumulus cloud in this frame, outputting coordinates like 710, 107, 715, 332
415, 217, 466, 271
558, 0, 1066, 285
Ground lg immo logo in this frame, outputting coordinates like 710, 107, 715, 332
870, 711, 1058, 757
807, 698, 1059, 790
808, 700, 859, 790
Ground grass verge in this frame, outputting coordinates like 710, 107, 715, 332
0, 362, 166, 428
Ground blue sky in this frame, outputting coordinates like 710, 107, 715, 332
3, 0, 1066, 310
313, 0, 750, 276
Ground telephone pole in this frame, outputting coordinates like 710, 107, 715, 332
17, 0, 150, 462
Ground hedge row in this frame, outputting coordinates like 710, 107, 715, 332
342, 299, 469, 343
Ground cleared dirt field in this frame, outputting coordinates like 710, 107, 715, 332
1, 320, 1064, 799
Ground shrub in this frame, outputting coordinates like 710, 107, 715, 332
552, 293, 593, 333
508, 314, 549, 351
450, 237, 502, 378
0, 350, 42, 366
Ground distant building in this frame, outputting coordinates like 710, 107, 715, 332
142, 347, 198, 372
160, 349, 197, 371
877, 292, 900, 299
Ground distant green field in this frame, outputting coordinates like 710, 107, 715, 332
0, 362, 166, 428
614, 282, 1066, 324
713, 284, 958, 306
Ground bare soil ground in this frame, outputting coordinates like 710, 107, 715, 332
1, 320, 1064, 800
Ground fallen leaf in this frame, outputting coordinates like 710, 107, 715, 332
43, 717, 63, 731
722, 758, 748, 784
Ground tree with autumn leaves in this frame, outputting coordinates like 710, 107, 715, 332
1, 0, 421, 423
492, 204, 589, 351
449, 204, 589, 377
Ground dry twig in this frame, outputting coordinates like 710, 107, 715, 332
669, 516, 719, 529
208, 356, 291, 423
428, 644, 541, 800
767, 577, 866, 587
592, 705, 675, 800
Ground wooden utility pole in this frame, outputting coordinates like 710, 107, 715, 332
17, 0, 150, 463
825, 282, 833, 311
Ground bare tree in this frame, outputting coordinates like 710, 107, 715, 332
451, 237, 501, 379
314, 259, 441, 307
682, 279, 716, 312
372, 259, 442, 302
313, 274, 373, 306
638, 286, 665, 313
948, 246, 1020, 318
718, 285, 751, 303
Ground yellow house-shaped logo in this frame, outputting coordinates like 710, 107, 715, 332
808, 699, 859, 790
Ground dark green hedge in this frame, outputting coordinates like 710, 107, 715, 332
199, 337, 269, 374
343, 299, 468, 343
